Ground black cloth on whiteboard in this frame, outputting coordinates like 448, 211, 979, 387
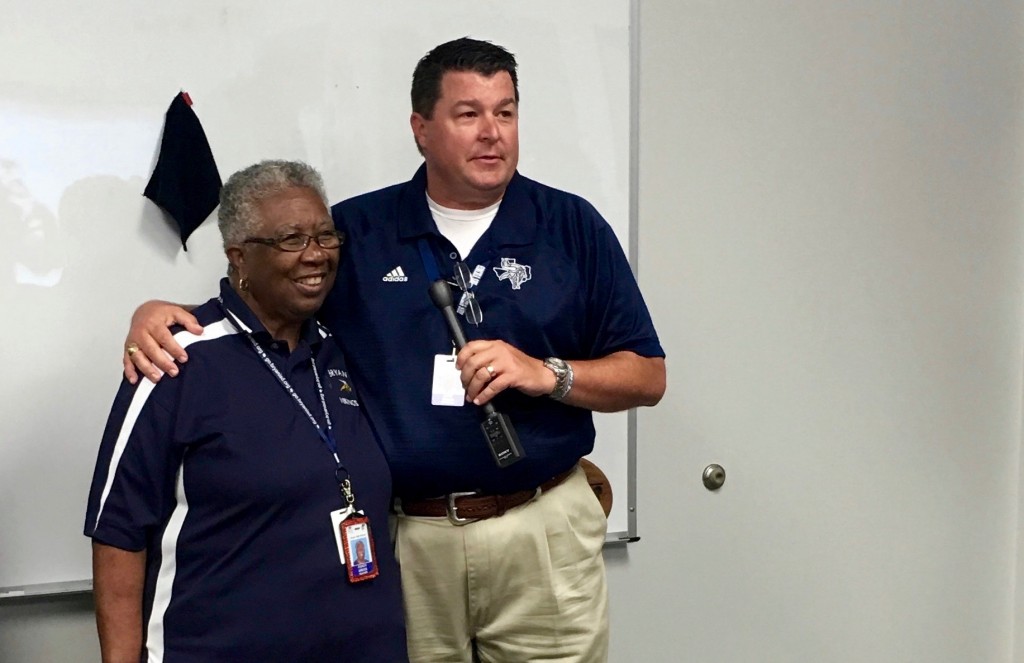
143, 92, 222, 250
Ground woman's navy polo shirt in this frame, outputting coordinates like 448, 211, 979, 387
84, 279, 407, 662
327, 166, 664, 499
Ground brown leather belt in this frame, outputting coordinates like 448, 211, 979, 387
397, 465, 577, 525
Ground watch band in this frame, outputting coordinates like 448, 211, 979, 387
543, 357, 574, 401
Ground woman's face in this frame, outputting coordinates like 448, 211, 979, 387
230, 186, 339, 331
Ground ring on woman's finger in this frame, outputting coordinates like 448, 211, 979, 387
486, 365, 495, 376
126, 342, 140, 356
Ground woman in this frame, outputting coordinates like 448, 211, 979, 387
84, 161, 407, 662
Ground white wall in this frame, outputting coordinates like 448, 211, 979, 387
0, 595, 97, 661
3, 1, 1023, 661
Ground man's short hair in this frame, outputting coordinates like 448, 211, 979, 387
411, 37, 519, 119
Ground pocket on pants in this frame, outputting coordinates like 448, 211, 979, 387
541, 469, 608, 573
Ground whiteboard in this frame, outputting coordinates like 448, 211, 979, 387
0, 0, 636, 594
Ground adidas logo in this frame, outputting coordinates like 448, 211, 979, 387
382, 266, 409, 282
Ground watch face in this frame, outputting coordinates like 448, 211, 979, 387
545, 358, 567, 376
545, 357, 571, 401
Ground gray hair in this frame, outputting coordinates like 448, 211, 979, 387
218, 160, 329, 249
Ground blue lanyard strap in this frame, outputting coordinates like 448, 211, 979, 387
244, 335, 356, 507
221, 303, 333, 445
246, 335, 336, 453
220, 299, 357, 507
417, 238, 442, 282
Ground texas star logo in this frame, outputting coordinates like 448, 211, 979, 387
492, 258, 532, 290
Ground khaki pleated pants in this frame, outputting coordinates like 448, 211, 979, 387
395, 465, 610, 663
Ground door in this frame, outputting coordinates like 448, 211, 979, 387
606, 2, 1023, 661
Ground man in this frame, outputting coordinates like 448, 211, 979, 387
125, 38, 665, 663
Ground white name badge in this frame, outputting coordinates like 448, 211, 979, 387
432, 354, 465, 406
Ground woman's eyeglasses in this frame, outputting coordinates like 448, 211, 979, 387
449, 261, 483, 325
244, 230, 345, 252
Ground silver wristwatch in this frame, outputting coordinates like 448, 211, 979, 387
543, 357, 574, 401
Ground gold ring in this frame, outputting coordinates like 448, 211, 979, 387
126, 342, 139, 356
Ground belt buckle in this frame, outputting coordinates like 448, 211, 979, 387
446, 491, 480, 526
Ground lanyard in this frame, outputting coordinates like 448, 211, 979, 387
246, 335, 335, 454
245, 335, 356, 507
222, 301, 356, 508
416, 238, 443, 282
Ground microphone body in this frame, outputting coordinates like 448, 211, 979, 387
429, 279, 525, 467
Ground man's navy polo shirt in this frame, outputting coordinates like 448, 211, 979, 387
327, 166, 664, 499
85, 279, 406, 662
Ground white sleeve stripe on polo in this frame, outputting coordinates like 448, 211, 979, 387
145, 460, 189, 663
90, 377, 155, 534
90, 318, 239, 534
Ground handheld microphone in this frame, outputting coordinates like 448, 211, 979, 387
429, 280, 525, 468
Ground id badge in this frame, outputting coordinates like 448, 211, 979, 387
340, 514, 379, 583
431, 353, 465, 406
329, 506, 356, 567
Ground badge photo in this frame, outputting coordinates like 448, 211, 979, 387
340, 514, 379, 583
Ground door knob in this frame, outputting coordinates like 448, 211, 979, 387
703, 464, 726, 490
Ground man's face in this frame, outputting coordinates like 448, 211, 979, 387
411, 70, 519, 210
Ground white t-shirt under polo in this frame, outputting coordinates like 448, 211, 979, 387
427, 194, 500, 260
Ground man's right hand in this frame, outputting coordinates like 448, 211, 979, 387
123, 301, 203, 385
